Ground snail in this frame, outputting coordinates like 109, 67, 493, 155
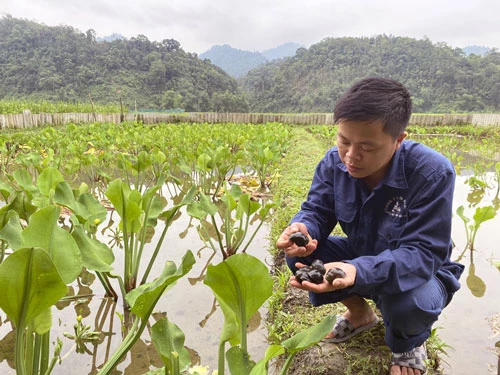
289, 232, 309, 247
325, 267, 347, 283
293, 259, 346, 285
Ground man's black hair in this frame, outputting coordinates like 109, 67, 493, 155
333, 77, 413, 138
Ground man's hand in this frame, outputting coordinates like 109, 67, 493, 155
289, 261, 357, 293
276, 223, 318, 257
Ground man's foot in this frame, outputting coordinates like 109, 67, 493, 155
324, 309, 379, 342
389, 344, 427, 374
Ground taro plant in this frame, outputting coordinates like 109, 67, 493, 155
0, 247, 67, 375
0, 172, 114, 375
104, 169, 197, 297
148, 252, 336, 375
176, 144, 243, 198
97, 250, 195, 375
455, 205, 497, 260
187, 184, 276, 259
244, 124, 289, 190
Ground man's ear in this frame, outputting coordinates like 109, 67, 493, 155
396, 132, 407, 149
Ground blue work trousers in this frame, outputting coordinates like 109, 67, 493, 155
285, 236, 449, 353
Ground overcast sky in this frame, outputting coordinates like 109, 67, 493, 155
1, 0, 498, 54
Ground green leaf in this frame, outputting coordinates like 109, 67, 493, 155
22, 205, 83, 284
204, 253, 273, 346
105, 179, 143, 233
249, 345, 285, 375
236, 193, 260, 220
456, 205, 469, 224
71, 226, 114, 272
0, 247, 67, 328
0, 180, 13, 200
126, 250, 195, 319
37, 167, 64, 196
472, 205, 496, 227
5, 191, 37, 221
30, 308, 53, 335
13, 169, 37, 194
186, 192, 218, 219
0, 211, 23, 250
151, 317, 191, 373
196, 153, 212, 172
282, 314, 336, 354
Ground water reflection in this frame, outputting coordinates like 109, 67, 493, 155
438, 172, 500, 375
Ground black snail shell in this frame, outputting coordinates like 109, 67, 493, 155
289, 232, 309, 247
325, 267, 347, 283
295, 266, 313, 283
311, 259, 326, 274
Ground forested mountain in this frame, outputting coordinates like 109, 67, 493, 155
2, 15, 500, 114
199, 43, 302, 78
240, 36, 500, 113
0, 15, 248, 112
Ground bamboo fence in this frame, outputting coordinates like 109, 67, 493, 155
1, 110, 500, 129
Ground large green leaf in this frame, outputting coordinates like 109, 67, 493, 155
22, 206, 83, 284
105, 179, 143, 233
204, 253, 273, 346
0, 247, 67, 328
37, 167, 64, 197
126, 250, 195, 319
71, 225, 114, 272
151, 317, 191, 373
54, 181, 107, 227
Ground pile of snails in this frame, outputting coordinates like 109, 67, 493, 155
289, 232, 346, 284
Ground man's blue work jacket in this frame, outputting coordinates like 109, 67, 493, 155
291, 140, 464, 299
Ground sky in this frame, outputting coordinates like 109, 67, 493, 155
1, 0, 499, 54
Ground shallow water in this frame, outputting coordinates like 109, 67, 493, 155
0, 204, 272, 375
438, 172, 500, 375
0, 172, 498, 374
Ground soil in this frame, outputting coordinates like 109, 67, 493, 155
274, 285, 391, 375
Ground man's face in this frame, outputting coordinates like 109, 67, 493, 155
336, 119, 406, 189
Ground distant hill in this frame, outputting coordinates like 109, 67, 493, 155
240, 35, 500, 113
0, 15, 248, 112
200, 42, 303, 78
262, 42, 304, 61
462, 45, 492, 56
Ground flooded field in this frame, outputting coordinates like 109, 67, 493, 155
0, 171, 498, 375
438, 172, 500, 375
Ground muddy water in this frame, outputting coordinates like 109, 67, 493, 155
438, 172, 500, 375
